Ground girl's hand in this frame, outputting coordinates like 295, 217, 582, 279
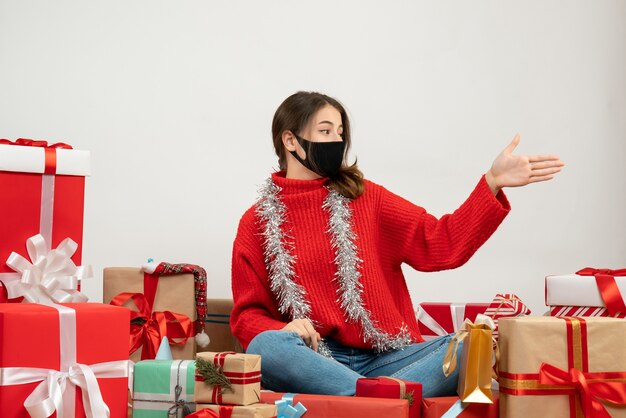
486, 134, 564, 194
281, 319, 321, 351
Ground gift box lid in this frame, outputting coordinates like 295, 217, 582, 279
0, 139, 90, 176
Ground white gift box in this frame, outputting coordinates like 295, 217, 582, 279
545, 273, 626, 307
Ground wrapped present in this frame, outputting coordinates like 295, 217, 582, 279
421, 394, 499, 418
443, 315, 495, 404
355, 377, 422, 418
260, 392, 409, 418
483, 293, 531, 339
198, 299, 244, 353
194, 403, 276, 418
498, 316, 626, 417
104, 261, 209, 361
0, 138, 90, 297
550, 305, 626, 318
416, 302, 489, 341
194, 352, 261, 405
546, 268, 626, 316
0, 303, 130, 418
132, 359, 196, 418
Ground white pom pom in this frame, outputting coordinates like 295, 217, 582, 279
195, 330, 210, 348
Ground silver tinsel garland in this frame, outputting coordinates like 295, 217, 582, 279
256, 178, 413, 354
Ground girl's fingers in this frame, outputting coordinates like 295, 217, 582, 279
530, 167, 563, 177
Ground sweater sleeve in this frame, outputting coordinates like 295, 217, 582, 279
230, 209, 288, 350
378, 175, 511, 272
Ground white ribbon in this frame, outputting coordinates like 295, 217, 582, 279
416, 303, 467, 341
0, 304, 130, 418
1, 361, 130, 418
4, 234, 91, 303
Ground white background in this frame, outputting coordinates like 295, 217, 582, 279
1, 1, 624, 316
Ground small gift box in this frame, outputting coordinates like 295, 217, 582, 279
104, 262, 208, 361
443, 315, 495, 404
483, 293, 531, 339
416, 302, 489, 341
194, 352, 261, 406
355, 377, 422, 418
260, 392, 409, 418
132, 359, 196, 418
0, 303, 130, 418
498, 316, 626, 417
421, 394, 499, 418
0, 138, 90, 296
546, 268, 626, 317
194, 403, 276, 418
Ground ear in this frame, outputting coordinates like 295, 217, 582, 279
282, 130, 297, 152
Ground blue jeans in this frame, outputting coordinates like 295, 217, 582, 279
246, 331, 460, 398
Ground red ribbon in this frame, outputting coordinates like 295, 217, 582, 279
576, 268, 626, 315
0, 138, 73, 174
109, 292, 193, 360
185, 409, 219, 418
538, 363, 626, 418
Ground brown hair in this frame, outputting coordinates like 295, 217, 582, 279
271, 91, 365, 199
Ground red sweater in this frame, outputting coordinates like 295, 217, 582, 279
231, 172, 510, 350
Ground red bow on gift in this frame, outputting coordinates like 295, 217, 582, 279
0, 138, 73, 174
110, 292, 193, 360
186, 409, 220, 418
576, 268, 626, 316
539, 363, 626, 418
0, 138, 72, 149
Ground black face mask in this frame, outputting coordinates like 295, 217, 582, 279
289, 134, 346, 178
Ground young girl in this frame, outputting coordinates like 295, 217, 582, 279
230, 91, 563, 397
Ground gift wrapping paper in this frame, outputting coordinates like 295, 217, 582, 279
0, 139, 90, 295
421, 394, 499, 418
416, 303, 489, 341
0, 303, 130, 418
104, 267, 196, 361
498, 316, 626, 417
355, 376, 421, 418
550, 305, 626, 318
194, 352, 261, 406
132, 359, 196, 418
546, 268, 626, 316
260, 391, 409, 418
483, 293, 531, 339
195, 403, 276, 418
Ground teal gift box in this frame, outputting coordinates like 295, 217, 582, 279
132, 360, 196, 418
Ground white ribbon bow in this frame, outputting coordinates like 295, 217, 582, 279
1, 360, 130, 418
4, 234, 91, 303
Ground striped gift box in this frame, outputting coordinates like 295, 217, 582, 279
550, 305, 626, 318
132, 360, 196, 418
483, 294, 531, 339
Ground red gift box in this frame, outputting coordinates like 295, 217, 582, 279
0, 303, 130, 417
422, 394, 499, 418
417, 303, 489, 340
356, 377, 422, 418
0, 139, 89, 292
260, 391, 409, 418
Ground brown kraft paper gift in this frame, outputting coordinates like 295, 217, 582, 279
103, 267, 196, 361
498, 316, 626, 418
194, 352, 261, 406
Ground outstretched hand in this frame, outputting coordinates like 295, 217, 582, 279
485, 134, 564, 194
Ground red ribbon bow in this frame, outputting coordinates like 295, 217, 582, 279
576, 268, 626, 316
539, 363, 626, 418
110, 292, 193, 360
0, 138, 73, 174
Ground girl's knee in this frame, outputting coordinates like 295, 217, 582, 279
247, 330, 300, 356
